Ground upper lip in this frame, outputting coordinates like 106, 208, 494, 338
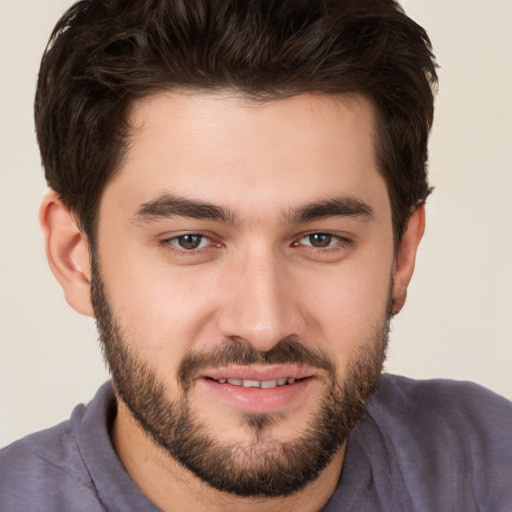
197, 365, 317, 382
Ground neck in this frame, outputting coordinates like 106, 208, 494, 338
111, 400, 346, 512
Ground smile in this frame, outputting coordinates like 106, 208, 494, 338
198, 369, 317, 413
211, 377, 299, 388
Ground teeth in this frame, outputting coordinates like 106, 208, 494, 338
218, 377, 298, 388
242, 379, 261, 388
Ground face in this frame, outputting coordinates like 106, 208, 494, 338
92, 92, 396, 496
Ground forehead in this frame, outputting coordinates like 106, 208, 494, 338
103, 91, 389, 223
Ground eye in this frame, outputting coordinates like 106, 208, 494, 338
169, 234, 211, 250
299, 233, 339, 248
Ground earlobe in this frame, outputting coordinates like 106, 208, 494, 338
39, 191, 94, 317
391, 204, 426, 315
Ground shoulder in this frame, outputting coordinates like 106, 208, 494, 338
373, 373, 512, 433
0, 396, 109, 512
368, 374, 512, 456
361, 374, 512, 511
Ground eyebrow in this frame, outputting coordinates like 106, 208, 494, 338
134, 193, 238, 225
287, 196, 374, 224
133, 193, 373, 225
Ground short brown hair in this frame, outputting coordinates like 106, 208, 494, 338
35, 0, 437, 243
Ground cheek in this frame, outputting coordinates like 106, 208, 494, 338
100, 249, 221, 355
300, 259, 392, 356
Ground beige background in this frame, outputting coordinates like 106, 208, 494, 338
1, 0, 511, 447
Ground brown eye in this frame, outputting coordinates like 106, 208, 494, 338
307, 233, 333, 248
173, 234, 208, 250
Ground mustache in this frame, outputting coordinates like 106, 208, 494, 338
177, 336, 336, 388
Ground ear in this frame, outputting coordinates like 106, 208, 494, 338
391, 204, 426, 315
39, 191, 94, 317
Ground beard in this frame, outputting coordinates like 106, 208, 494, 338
91, 256, 390, 498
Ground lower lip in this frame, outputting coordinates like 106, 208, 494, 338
198, 377, 316, 413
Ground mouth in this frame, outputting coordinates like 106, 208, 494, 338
206, 376, 303, 388
195, 365, 318, 414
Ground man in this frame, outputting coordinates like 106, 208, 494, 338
1, 0, 511, 510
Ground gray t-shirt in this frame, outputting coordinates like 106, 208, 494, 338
1, 374, 511, 511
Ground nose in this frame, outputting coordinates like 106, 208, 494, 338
217, 248, 306, 352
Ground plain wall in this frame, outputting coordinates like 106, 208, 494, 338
1, 0, 511, 447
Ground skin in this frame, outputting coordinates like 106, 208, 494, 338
40, 91, 425, 511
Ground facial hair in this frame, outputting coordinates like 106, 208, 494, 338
90, 255, 390, 497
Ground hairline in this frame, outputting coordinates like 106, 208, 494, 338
84, 87, 402, 248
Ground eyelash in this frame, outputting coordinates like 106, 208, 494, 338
159, 232, 352, 256
293, 233, 351, 252
159, 232, 219, 255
